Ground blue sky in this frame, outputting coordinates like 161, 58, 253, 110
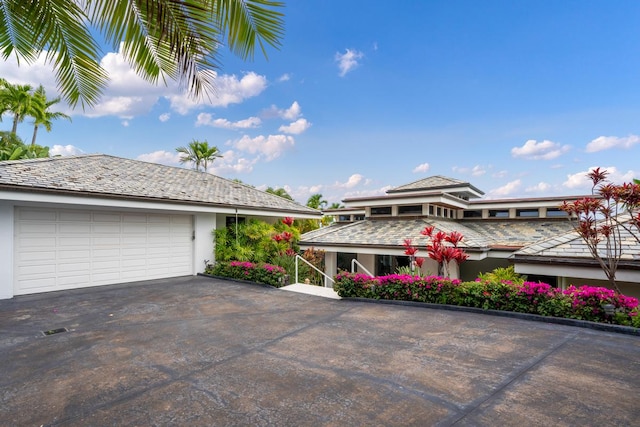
2, 1, 640, 205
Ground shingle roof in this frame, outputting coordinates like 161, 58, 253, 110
387, 175, 483, 195
300, 218, 573, 250
0, 154, 321, 216
515, 221, 640, 261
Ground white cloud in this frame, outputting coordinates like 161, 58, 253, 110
563, 166, 639, 190
413, 163, 430, 173
159, 113, 171, 122
525, 182, 552, 193
121, 120, 130, 127
492, 170, 508, 178
278, 74, 291, 82
233, 134, 295, 161
487, 179, 522, 198
196, 113, 261, 129
471, 165, 486, 176
334, 174, 365, 189
0, 47, 268, 118
585, 135, 640, 153
167, 71, 268, 114
137, 150, 181, 166
263, 101, 302, 120
342, 185, 391, 200
511, 139, 570, 160
335, 49, 364, 77
208, 150, 257, 175
279, 118, 311, 134
50, 144, 84, 156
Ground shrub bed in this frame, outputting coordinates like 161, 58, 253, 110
207, 261, 288, 288
334, 272, 640, 327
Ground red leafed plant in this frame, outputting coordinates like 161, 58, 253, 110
421, 226, 468, 277
560, 168, 640, 294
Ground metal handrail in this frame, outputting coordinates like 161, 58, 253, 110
295, 255, 335, 288
351, 258, 373, 276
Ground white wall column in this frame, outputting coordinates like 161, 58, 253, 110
194, 213, 217, 274
325, 251, 337, 278
0, 202, 15, 299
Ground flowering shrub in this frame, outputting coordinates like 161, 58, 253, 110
207, 261, 287, 287
333, 272, 640, 326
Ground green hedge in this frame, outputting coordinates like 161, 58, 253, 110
207, 261, 288, 287
334, 272, 640, 327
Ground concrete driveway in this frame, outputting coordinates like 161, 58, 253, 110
1, 276, 639, 426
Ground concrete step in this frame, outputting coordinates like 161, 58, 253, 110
280, 283, 341, 299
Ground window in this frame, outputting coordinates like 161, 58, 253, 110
443, 208, 448, 218
354, 214, 365, 221
546, 208, 568, 217
226, 216, 245, 227
436, 207, 442, 217
371, 206, 392, 215
398, 205, 422, 215
517, 209, 539, 218
463, 210, 482, 218
488, 210, 509, 218
338, 215, 351, 222
337, 252, 358, 272
428, 205, 434, 215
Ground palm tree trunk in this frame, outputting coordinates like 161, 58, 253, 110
11, 115, 19, 134
31, 125, 39, 147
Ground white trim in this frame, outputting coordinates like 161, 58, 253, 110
0, 201, 14, 299
0, 190, 320, 219
515, 263, 640, 283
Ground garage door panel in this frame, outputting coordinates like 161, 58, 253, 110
14, 208, 194, 295
58, 261, 92, 273
93, 236, 121, 246
59, 223, 91, 233
58, 249, 88, 259
18, 223, 57, 234
122, 247, 146, 256
19, 237, 56, 248
19, 209, 57, 221
59, 211, 91, 221
59, 236, 91, 247
93, 223, 121, 233
17, 263, 56, 275
93, 248, 120, 258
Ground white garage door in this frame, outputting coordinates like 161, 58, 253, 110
14, 207, 193, 295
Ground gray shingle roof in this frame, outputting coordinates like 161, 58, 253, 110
0, 155, 321, 216
515, 221, 640, 261
387, 175, 483, 195
300, 218, 573, 250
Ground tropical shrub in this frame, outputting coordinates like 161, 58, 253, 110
207, 261, 287, 287
333, 272, 639, 326
477, 265, 526, 285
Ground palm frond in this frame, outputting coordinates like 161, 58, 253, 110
25, 0, 107, 108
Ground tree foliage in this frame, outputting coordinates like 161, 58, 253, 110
561, 168, 640, 294
0, 0, 285, 108
176, 139, 222, 171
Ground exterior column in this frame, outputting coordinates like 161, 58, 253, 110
0, 202, 15, 299
325, 251, 337, 279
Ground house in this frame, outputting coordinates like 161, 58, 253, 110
299, 175, 640, 297
0, 154, 321, 299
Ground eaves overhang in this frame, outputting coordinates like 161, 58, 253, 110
0, 185, 322, 218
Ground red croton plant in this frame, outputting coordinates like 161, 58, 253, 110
560, 168, 640, 294
403, 226, 469, 278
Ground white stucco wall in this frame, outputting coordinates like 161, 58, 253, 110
0, 201, 15, 299
194, 213, 217, 274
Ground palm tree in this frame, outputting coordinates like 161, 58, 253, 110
266, 187, 293, 201
328, 202, 344, 209
0, 81, 34, 134
306, 194, 328, 210
176, 139, 223, 172
30, 85, 71, 146
0, 1, 284, 107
